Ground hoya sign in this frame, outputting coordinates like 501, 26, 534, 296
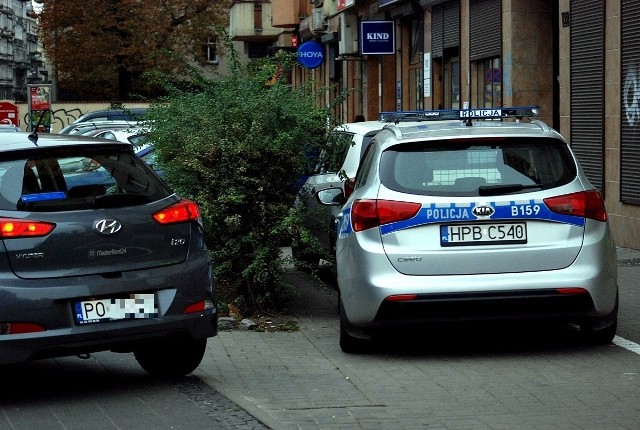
360, 21, 395, 55
297, 41, 324, 69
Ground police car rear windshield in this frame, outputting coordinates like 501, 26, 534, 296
379, 137, 576, 197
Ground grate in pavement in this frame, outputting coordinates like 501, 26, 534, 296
177, 375, 271, 430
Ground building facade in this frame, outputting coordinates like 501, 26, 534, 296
228, 0, 640, 249
0, 0, 45, 101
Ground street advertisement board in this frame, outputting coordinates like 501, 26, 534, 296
28, 84, 52, 132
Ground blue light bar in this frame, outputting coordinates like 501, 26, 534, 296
378, 106, 540, 123
21, 192, 67, 203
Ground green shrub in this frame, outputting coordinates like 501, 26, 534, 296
146, 49, 336, 314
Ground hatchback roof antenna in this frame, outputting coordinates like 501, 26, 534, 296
28, 111, 47, 146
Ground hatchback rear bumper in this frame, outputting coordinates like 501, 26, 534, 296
0, 312, 217, 365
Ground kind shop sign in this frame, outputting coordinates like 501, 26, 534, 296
360, 21, 395, 55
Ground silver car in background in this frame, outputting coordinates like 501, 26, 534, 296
294, 121, 388, 270
319, 107, 618, 352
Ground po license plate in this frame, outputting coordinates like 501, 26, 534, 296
74, 294, 158, 325
440, 222, 527, 247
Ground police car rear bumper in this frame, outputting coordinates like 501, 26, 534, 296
373, 289, 598, 326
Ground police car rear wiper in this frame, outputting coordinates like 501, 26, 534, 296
479, 183, 543, 196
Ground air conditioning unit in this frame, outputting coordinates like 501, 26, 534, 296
311, 7, 326, 32
338, 12, 358, 55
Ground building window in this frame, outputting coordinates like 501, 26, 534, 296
247, 42, 270, 59
204, 38, 218, 64
476, 57, 502, 108
254, 3, 263, 31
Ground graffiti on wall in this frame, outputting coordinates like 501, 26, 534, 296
19, 104, 148, 133
623, 63, 640, 127
22, 107, 85, 132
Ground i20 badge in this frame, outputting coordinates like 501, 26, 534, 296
472, 204, 495, 218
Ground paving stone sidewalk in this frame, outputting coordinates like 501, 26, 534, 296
194, 246, 640, 430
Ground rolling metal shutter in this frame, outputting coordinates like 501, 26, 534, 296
621, 0, 640, 204
469, 0, 501, 61
431, 1, 459, 58
570, 0, 604, 193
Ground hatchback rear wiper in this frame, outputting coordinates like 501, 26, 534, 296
94, 193, 148, 208
479, 183, 543, 196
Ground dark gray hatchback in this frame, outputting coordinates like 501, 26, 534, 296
0, 132, 217, 376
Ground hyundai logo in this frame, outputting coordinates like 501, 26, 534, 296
472, 205, 495, 217
94, 219, 122, 235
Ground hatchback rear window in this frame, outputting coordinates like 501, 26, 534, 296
0, 146, 171, 212
380, 137, 577, 197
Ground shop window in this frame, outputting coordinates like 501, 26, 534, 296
444, 55, 460, 109
408, 20, 424, 110
476, 57, 502, 108
410, 20, 424, 65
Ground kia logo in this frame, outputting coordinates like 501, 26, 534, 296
472, 205, 495, 217
94, 219, 122, 235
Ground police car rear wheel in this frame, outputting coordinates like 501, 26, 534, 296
339, 300, 370, 353
579, 291, 618, 345
580, 317, 617, 345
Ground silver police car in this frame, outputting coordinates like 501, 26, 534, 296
318, 107, 618, 352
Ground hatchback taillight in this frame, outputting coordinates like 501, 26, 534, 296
153, 199, 201, 225
352, 199, 421, 232
344, 178, 356, 198
0, 322, 45, 335
543, 190, 607, 222
0, 219, 56, 238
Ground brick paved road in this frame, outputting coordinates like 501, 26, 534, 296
1, 247, 639, 430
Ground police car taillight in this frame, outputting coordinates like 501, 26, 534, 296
352, 199, 421, 232
543, 191, 607, 222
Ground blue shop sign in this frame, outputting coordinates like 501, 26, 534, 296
297, 41, 324, 69
360, 21, 395, 55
